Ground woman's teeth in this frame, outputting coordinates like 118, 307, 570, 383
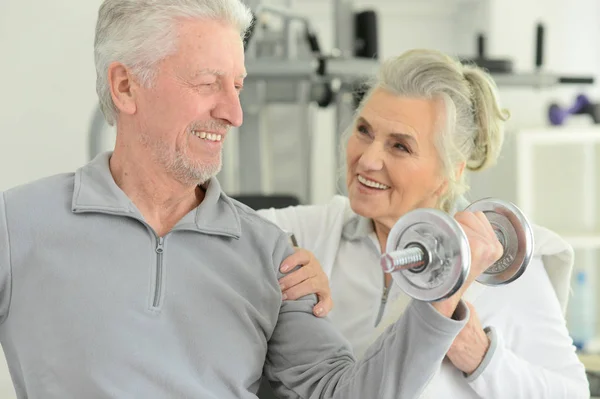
192, 131, 222, 142
358, 175, 390, 190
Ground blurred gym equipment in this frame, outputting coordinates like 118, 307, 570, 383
548, 94, 600, 125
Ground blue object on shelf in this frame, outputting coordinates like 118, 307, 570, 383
569, 270, 596, 350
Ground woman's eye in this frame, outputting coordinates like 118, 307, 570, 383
357, 124, 369, 135
393, 143, 410, 153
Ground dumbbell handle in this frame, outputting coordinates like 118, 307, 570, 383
380, 246, 427, 273
381, 226, 507, 275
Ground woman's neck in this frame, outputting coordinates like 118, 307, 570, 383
372, 220, 390, 254
372, 220, 395, 289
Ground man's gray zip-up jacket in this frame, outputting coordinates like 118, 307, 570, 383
0, 152, 468, 398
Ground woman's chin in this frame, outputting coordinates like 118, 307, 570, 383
348, 194, 377, 219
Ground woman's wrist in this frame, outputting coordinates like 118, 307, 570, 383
432, 297, 461, 319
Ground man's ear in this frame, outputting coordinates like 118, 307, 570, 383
107, 62, 137, 117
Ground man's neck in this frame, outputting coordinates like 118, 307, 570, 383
109, 146, 204, 236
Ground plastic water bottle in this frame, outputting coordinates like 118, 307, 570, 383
568, 270, 596, 351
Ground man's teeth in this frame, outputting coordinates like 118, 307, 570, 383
192, 131, 222, 142
357, 175, 390, 190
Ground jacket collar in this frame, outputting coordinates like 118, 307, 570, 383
71, 152, 241, 238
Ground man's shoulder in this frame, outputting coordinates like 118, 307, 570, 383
227, 197, 288, 239
2, 173, 75, 208
222, 196, 296, 270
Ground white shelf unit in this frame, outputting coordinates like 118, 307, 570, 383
517, 127, 600, 249
517, 126, 600, 350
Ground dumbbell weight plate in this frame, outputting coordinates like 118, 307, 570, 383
386, 208, 471, 302
466, 198, 534, 285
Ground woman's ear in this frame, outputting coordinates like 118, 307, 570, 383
455, 162, 466, 180
433, 179, 448, 199
433, 162, 466, 205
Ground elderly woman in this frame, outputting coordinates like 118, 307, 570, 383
261, 49, 589, 398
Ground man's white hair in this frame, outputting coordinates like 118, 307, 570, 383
94, 0, 253, 126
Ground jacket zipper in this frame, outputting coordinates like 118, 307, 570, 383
374, 274, 392, 327
152, 237, 165, 309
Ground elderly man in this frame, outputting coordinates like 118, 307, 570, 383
0, 0, 501, 398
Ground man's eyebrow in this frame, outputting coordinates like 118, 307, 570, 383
193, 68, 246, 79
193, 68, 224, 77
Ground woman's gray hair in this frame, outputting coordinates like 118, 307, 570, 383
94, 0, 253, 126
343, 49, 509, 212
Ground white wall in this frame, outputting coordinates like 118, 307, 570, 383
0, 0, 599, 396
0, 0, 102, 193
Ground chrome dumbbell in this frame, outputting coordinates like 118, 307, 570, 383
380, 198, 534, 302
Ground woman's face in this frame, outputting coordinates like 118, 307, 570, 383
346, 88, 448, 231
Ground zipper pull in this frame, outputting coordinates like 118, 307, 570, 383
381, 289, 389, 303
156, 237, 164, 254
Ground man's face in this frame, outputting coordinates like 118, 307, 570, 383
132, 18, 246, 184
